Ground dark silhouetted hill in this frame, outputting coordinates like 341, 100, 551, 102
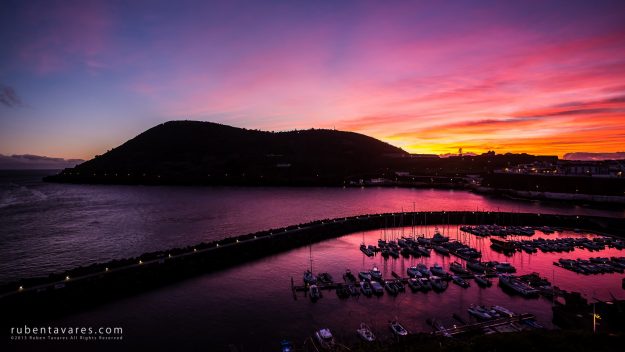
45, 121, 408, 185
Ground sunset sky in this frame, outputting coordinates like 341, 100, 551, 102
1, 0, 624, 160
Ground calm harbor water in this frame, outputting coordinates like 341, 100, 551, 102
1, 170, 625, 351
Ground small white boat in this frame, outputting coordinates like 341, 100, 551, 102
315, 328, 335, 349
390, 320, 408, 336
309, 285, 321, 301
370, 265, 382, 280
356, 322, 376, 342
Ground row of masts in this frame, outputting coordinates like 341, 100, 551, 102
376, 208, 458, 243
327, 206, 563, 275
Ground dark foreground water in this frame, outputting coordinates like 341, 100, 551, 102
1, 170, 624, 351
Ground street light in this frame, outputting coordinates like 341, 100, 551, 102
592, 298, 612, 333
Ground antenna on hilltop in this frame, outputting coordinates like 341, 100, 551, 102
459, 147, 463, 157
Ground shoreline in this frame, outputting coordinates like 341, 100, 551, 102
474, 187, 625, 205
43, 174, 625, 206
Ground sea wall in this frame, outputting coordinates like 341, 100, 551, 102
475, 187, 625, 204
480, 173, 625, 197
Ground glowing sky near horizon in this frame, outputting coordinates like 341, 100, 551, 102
1, 0, 625, 159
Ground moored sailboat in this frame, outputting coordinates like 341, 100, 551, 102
390, 320, 409, 336
356, 323, 376, 342
314, 328, 335, 349
474, 274, 492, 287
452, 275, 470, 288
430, 275, 449, 292
309, 284, 321, 301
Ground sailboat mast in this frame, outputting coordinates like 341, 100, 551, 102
401, 207, 404, 237
309, 246, 313, 273
412, 202, 416, 238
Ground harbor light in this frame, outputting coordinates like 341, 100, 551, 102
193, 248, 197, 252
105, 267, 109, 271
18, 286, 23, 291
236, 239, 239, 243
168, 254, 172, 258
65, 276, 70, 281
216, 243, 219, 247
139, 260, 143, 264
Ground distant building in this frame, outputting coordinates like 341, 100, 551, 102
495, 161, 558, 175
368, 178, 390, 184
408, 154, 439, 159
559, 161, 610, 176
495, 159, 622, 177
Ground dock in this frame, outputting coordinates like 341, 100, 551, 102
291, 273, 488, 293
434, 313, 536, 336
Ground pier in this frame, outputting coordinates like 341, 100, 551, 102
434, 313, 537, 336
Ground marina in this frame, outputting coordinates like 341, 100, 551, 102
299, 225, 625, 330
282, 219, 625, 348
292, 227, 624, 302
